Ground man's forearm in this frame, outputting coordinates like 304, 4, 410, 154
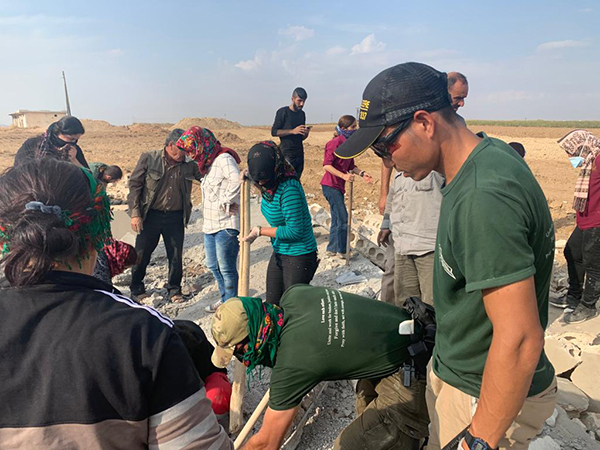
469, 329, 544, 447
275, 129, 294, 137
241, 435, 274, 450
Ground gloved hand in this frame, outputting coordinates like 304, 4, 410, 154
241, 226, 261, 243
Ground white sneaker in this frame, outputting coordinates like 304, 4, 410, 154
205, 301, 222, 313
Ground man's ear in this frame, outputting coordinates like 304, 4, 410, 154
412, 111, 436, 139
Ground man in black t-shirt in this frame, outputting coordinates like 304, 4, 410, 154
271, 87, 310, 177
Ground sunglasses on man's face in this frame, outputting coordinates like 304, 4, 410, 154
370, 119, 412, 159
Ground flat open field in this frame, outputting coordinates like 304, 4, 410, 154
0, 119, 586, 241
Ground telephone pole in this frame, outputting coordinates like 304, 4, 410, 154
62, 71, 72, 116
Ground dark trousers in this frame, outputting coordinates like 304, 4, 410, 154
266, 251, 318, 305
323, 185, 348, 254
334, 369, 429, 450
283, 151, 304, 178
130, 209, 184, 296
565, 226, 600, 308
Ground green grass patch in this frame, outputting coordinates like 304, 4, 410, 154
466, 120, 600, 128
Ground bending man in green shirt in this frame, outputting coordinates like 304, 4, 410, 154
335, 62, 557, 450
211, 285, 432, 449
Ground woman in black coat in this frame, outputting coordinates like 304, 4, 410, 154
14, 115, 89, 168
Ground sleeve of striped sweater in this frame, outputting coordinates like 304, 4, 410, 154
275, 181, 307, 242
148, 333, 233, 449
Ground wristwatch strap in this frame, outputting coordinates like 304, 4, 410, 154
464, 429, 495, 450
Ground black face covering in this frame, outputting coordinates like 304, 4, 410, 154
51, 134, 77, 148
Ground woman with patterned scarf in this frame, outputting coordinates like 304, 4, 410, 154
176, 126, 242, 313
242, 141, 318, 305
551, 130, 600, 323
321, 115, 373, 258
14, 116, 89, 168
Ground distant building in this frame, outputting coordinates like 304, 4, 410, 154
9, 110, 67, 129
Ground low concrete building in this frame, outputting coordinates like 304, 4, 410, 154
9, 110, 67, 129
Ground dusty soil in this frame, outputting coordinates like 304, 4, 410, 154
0, 121, 586, 241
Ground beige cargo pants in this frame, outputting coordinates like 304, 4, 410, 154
426, 367, 557, 450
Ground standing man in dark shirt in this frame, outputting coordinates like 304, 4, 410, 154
127, 129, 201, 303
271, 87, 310, 177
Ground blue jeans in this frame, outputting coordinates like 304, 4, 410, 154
204, 229, 240, 303
322, 185, 348, 254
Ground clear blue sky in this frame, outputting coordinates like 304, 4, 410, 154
1, 0, 598, 125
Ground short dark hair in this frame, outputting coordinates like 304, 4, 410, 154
55, 116, 85, 136
165, 128, 185, 147
508, 142, 526, 158
447, 72, 468, 89
293, 87, 308, 100
103, 165, 123, 180
437, 106, 461, 124
338, 115, 356, 129
0, 160, 93, 286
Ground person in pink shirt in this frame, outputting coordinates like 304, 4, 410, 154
321, 115, 373, 258
552, 130, 600, 323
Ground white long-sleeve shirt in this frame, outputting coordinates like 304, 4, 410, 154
201, 153, 241, 234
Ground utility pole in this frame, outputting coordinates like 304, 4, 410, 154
62, 71, 72, 116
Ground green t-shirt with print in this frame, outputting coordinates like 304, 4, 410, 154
269, 285, 412, 410
432, 133, 555, 398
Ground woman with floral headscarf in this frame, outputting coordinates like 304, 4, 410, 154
177, 127, 242, 313
551, 130, 600, 323
321, 115, 373, 258
242, 141, 318, 305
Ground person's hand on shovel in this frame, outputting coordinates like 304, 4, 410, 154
361, 171, 374, 183
241, 226, 261, 244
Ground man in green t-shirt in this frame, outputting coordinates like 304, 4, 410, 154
335, 63, 557, 450
211, 285, 432, 449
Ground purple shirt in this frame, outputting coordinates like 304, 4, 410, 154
320, 135, 356, 194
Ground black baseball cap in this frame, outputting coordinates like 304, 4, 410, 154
335, 62, 451, 159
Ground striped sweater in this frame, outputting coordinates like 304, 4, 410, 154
261, 178, 317, 256
0, 271, 232, 450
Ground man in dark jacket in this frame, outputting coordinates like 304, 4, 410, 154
127, 129, 201, 302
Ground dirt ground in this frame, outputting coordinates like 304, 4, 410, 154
0, 120, 585, 240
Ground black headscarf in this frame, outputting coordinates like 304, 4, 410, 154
37, 117, 85, 161
247, 141, 297, 201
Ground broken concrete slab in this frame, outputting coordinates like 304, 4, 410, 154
545, 408, 559, 427
551, 406, 600, 449
557, 377, 590, 414
581, 412, 600, 432
545, 336, 582, 375
547, 313, 600, 348
572, 352, 600, 413
529, 436, 561, 450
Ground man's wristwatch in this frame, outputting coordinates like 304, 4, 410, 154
359, 170, 365, 177
464, 430, 495, 450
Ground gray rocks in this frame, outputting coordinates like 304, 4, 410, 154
557, 378, 590, 414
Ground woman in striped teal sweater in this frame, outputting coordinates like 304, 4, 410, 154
242, 141, 318, 305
